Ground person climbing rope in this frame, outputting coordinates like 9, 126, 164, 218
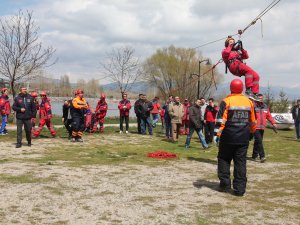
222, 36, 260, 101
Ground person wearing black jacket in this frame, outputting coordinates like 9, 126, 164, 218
12, 87, 36, 148
134, 94, 144, 134
185, 99, 208, 149
291, 99, 300, 140
137, 95, 153, 135
62, 100, 73, 139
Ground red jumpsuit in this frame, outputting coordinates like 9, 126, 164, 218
180, 103, 190, 135
31, 98, 40, 132
222, 44, 260, 94
33, 97, 56, 137
93, 99, 108, 132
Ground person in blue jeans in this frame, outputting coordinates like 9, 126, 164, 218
137, 95, 153, 135
0, 88, 11, 135
163, 95, 173, 139
291, 99, 300, 140
185, 99, 208, 149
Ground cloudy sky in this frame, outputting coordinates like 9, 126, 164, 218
1, 0, 299, 88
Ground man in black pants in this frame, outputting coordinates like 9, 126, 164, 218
62, 100, 73, 139
134, 94, 143, 134
215, 79, 256, 196
12, 87, 36, 148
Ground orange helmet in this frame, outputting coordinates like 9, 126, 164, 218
40, 91, 47, 96
76, 89, 84, 94
100, 94, 106, 99
230, 79, 243, 94
31, 91, 38, 97
225, 36, 235, 47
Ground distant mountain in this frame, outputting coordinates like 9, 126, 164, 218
102, 81, 150, 93
216, 82, 299, 100
102, 81, 299, 100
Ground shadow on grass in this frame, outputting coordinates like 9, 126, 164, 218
187, 156, 217, 165
193, 179, 219, 191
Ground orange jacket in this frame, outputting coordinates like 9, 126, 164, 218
214, 93, 256, 145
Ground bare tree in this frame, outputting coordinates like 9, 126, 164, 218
101, 46, 143, 95
0, 10, 56, 98
144, 45, 223, 101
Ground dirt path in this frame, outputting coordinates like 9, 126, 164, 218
0, 136, 299, 225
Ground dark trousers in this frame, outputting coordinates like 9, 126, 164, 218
218, 143, 248, 195
16, 119, 32, 145
136, 115, 141, 134
64, 119, 73, 136
141, 117, 152, 135
252, 130, 265, 159
165, 117, 172, 138
295, 119, 300, 139
205, 122, 215, 143
72, 117, 84, 132
120, 116, 129, 131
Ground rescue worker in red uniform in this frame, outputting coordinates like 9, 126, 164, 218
30, 91, 39, 132
180, 99, 190, 135
215, 79, 256, 196
251, 94, 277, 162
33, 91, 56, 137
204, 97, 218, 144
118, 93, 131, 134
222, 37, 260, 100
71, 89, 88, 142
93, 94, 108, 132
0, 88, 11, 135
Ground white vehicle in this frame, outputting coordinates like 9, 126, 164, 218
266, 113, 295, 130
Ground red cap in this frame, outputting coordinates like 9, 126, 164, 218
1, 88, 8, 94
31, 91, 38, 97
40, 91, 47, 96
100, 94, 106, 99
230, 79, 243, 94
76, 89, 84, 94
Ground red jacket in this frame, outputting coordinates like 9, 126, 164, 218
39, 97, 52, 119
118, 99, 131, 117
204, 105, 218, 122
254, 102, 276, 130
182, 103, 190, 121
151, 101, 161, 114
0, 95, 11, 115
95, 99, 108, 119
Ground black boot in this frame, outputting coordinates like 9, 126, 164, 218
16, 143, 22, 148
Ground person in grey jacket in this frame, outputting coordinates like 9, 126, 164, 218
185, 99, 208, 149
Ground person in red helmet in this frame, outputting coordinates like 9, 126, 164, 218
222, 37, 260, 100
30, 91, 39, 132
214, 79, 256, 196
0, 88, 11, 135
32, 91, 56, 137
93, 94, 108, 133
71, 89, 88, 142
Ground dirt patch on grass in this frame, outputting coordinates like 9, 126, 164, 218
0, 135, 299, 224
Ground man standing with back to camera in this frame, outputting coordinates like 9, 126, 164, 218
214, 79, 256, 196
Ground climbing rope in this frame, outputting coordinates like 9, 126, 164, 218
193, 0, 281, 49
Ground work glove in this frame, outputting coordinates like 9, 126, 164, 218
213, 136, 219, 147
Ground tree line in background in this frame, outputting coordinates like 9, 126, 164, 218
0, 10, 296, 113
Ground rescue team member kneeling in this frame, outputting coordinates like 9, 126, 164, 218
71, 89, 88, 142
214, 79, 256, 196
12, 87, 36, 148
